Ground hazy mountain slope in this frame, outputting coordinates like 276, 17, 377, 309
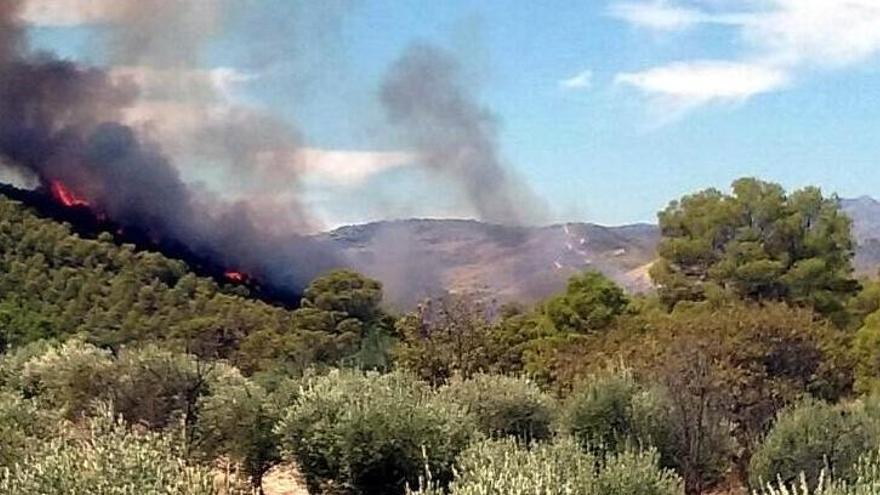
841, 196, 880, 274
320, 219, 659, 308
321, 197, 880, 308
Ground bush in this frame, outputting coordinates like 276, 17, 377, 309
195, 365, 281, 490
749, 399, 878, 490
437, 373, 556, 441
111, 345, 205, 428
593, 448, 685, 495
19, 339, 115, 418
0, 390, 54, 467
276, 370, 479, 495
0, 405, 229, 494
562, 368, 657, 453
408, 437, 683, 495
755, 451, 880, 495
853, 311, 880, 394
0, 339, 55, 390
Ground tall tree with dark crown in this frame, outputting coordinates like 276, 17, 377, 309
651, 178, 858, 322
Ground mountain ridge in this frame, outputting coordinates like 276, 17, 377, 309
319, 197, 880, 308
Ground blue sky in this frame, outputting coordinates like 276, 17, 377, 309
24, 0, 880, 227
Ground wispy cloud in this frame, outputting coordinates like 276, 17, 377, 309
559, 70, 594, 90
608, 1, 705, 31
610, 0, 880, 120
616, 61, 789, 122
298, 149, 415, 186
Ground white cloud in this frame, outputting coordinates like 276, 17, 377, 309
610, 0, 880, 118
616, 61, 788, 111
608, 1, 705, 31
559, 70, 594, 90
298, 149, 415, 186
743, 0, 880, 67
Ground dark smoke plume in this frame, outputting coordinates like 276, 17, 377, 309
380, 43, 545, 226
0, 1, 342, 298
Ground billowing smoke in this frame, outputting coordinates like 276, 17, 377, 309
0, 1, 343, 297
0, 1, 552, 304
381, 43, 545, 226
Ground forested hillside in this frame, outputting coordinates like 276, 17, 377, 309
0, 194, 389, 375
5, 179, 880, 495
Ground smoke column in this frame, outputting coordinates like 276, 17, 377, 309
380, 43, 545, 226
0, 1, 343, 295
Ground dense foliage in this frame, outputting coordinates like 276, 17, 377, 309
276, 370, 479, 495
0, 405, 228, 495
651, 178, 858, 322
749, 399, 880, 490
437, 373, 557, 441
409, 438, 682, 495
2, 178, 880, 493
0, 196, 390, 374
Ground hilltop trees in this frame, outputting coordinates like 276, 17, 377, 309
240, 269, 396, 375
651, 178, 858, 321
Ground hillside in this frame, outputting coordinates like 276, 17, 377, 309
321, 219, 659, 308
322, 196, 880, 307
0, 194, 294, 371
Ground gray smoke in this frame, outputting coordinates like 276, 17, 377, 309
0, 1, 343, 295
380, 43, 544, 226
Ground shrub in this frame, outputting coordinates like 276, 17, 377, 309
0, 390, 54, 467
276, 370, 479, 495
19, 339, 115, 418
195, 365, 281, 490
0, 339, 55, 390
853, 311, 880, 394
593, 448, 685, 495
110, 345, 205, 428
749, 399, 878, 490
755, 451, 880, 495
562, 367, 656, 453
0, 405, 229, 494
437, 373, 557, 441
408, 437, 683, 495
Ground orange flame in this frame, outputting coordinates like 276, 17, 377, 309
225, 271, 246, 282
50, 181, 89, 208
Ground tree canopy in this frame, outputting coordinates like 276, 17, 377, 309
650, 178, 858, 320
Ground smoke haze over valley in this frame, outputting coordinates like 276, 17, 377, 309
2, 0, 880, 303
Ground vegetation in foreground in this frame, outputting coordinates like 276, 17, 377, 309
3, 178, 880, 494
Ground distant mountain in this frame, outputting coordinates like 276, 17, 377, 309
317, 219, 659, 308
841, 196, 880, 275
317, 196, 880, 308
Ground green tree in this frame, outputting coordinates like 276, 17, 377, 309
302, 269, 385, 322
539, 302, 849, 491
241, 270, 396, 374
542, 271, 629, 333
651, 178, 858, 320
